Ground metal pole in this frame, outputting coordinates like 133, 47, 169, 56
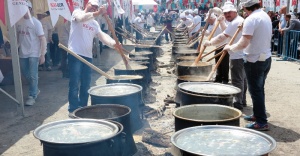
5, 0, 24, 116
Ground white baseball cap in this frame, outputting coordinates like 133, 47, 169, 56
204, 13, 216, 21
222, 2, 237, 12
26, 0, 32, 8
240, 0, 260, 7
138, 13, 141, 16
193, 9, 198, 14
88, 0, 99, 7
180, 13, 186, 18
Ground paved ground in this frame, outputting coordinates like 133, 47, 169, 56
0, 41, 300, 155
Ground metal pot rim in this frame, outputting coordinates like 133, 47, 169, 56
171, 125, 277, 156
73, 104, 132, 120
33, 119, 121, 145
172, 104, 242, 122
88, 83, 143, 97
179, 89, 234, 98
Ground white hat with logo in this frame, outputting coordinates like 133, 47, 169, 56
88, 0, 100, 7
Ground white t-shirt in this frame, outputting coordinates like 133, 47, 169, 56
224, 15, 244, 60
40, 17, 53, 43
192, 15, 202, 33
17, 17, 44, 58
68, 10, 101, 58
207, 20, 226, 47
134, 16, 144, 29
242, 9, 272, 63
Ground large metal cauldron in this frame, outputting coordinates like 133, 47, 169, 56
174, 50, 199, 58
178, 82, 241, 106
129, 51, 154, 70
173, 104, 242, 131
88, 83, 143, 132
73, 104, 137, 156
176, 56, 197, 63
33, 119, 124, 156
177, 61, 212, 76
114, 63, 151, 84
171, 125, 277, 156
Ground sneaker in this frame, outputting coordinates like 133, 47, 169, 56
38, 67, 44, 71
46, 67, 52, 71
244, 115, 256, 122
25, 96, 35, 106
245, 122, 269, 131
68, 112, 75, 119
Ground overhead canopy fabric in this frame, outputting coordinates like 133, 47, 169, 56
132, 0, 158, 5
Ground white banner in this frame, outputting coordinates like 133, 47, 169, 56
114, 0, 125, 14
73, 0, 84, 10
47, 0, 72, 26
7, 0, 29, 26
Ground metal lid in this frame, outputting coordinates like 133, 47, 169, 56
88, 83, 142, 97
33, 119, 119, 144
178, 82, 241, 96
171, 125, 277, 156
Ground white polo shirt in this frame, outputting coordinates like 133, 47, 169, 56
192, 15, 202, 33
207, 20, 226, 47
242, 9, 272, 63
17, 17, 44, 58
224, 15, 244, 60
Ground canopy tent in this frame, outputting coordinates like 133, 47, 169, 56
132, 0, 158, 5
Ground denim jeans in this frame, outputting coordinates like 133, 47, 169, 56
19, 57, 39, 98
45, 43, 51, 68
68, 54, 92, 112
244, 57, 272, 124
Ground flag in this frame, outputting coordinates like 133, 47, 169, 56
47, 0, 72, 26
0, 0, 5, 25
7, 0, 29, 26
113, 0, 125, 14
276, 0, 280, 6
292, 0, 297, 6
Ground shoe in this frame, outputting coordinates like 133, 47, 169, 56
46, 67, 52, 71
68, 112, 75, 119
38, 67, 44, 71
25, 96, 35, 106
245, 122, 269, 131
244, 115, 256, 121
233, 102, 243, 111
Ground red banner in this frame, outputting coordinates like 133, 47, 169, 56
292, 0, 297, 6
0, 0, 6, 25
276, 0, 280, 6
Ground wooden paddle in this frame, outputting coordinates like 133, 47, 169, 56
58, 43, 114, 79
154, 26, 167, 43
200, 43, 226, 60
206, 22, 244, 81
103, 14, 131, 70
192, 17, 220, 66
185, 22, 201, 44
130, 24, 148, 37
115, 30, 137, 44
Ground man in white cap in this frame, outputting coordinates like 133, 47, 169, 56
204, 2, 247, 111
67, 0, 122, 116
205, 12, 229, 84
185, 10, 193, 19
133, 13, 144, 41
192, 9, 202, 49
176, 13, 194, 37
16, 1, 47, 106
223, 0, 272, 131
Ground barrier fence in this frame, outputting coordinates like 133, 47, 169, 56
272, 29, 300, 61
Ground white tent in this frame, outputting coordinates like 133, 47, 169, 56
132, 0, 158, 6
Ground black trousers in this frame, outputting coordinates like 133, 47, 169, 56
214, 48, 229, 83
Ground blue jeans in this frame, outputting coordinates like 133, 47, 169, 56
68, 55, 92, 112
244, 57, 272, 124
19, 57, 39, 98
45, 43, 51, 68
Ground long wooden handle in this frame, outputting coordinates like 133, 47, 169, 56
58, 43, 114, 79
154, 26, 167, 43
186, 22, 201, 43
103, 14, 131, 70
115, 30, 137, 44
193, 20, 221, 64
120, 28, 138, 43
130, 24, 148, 37
188, 35, 202, 46
206, 22, 244, 81
132, 23, 150, 35
201, 43, 226, 60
